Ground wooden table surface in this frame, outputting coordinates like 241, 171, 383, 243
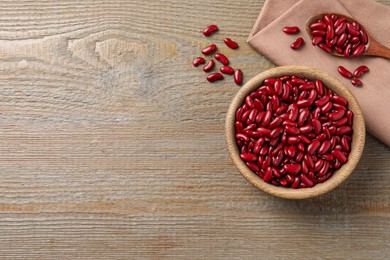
0, 0, 389, 259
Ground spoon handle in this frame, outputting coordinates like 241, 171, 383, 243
366, 38, 390, 59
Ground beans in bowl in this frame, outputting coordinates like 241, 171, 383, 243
234, 75, 353, 188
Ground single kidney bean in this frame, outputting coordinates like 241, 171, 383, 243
220, 65, 234, 75
290, 37, 304, 49
312, 30, 326, 37
300, 173, 314, 187
307, 139, 321, 154
206, 72, 224, 82
351, 78, 363, 87
328, 109, 345, 121
337, 66, 353, 79
332, 149, 347, 163
214, 53, 229, 65
334, 17, 346, 28
283, 163, 302, 175
335, 22, 346, 35
203, 59, 215, 72
203, 24, 218, 36
353, 65, 369, 78
234, 69, 243, 86
336, 126, 352, 135
351, 44, 365, 57
360, 29, 368, 44
224, 38, 239, 49
317, 140, 331, 155
346, 110, 353, 125
283, 26, 300, 34
310, 22, 327, 30
326, 25, 334, 41
346, 22, 360, 36
319, 43, 332, 53
312, 36, 324, 46
202, 44, 217, 55
192, 57, 205, 67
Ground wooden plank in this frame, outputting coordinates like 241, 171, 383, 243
0, 0, 388, 258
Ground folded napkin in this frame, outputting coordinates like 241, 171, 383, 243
247, 0, 390, 146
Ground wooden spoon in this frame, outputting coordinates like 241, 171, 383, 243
306, 12, 390, 59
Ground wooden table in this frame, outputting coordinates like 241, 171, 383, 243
0, 0, 389, 258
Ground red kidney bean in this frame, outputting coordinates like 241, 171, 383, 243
317, 140, 331, 155
353, 65, 369, 78
220, 65, 234, 75
214, 53, 229, 65
234, 69, 243, 86
360, 29, 368, 44
319, 43, 333, 53
351, 78, 362, 87
203, 59, 215, 72
283, 26, 300, 34
268, 117, 282, 129
312, 36, 324, 46
224, 38, 239, 49
336, 32, 347, 47
323, 15, 333, 25
346, 22, 360, 36
336, 126, 352, 135
334, 17, 346, 28
346, 110, 353, 125
344, 43, 353, 57
328, 109, 345, 121
332, 95, 348, 106
203, 24, 218, 36
315, 95, 329, 107
350, 36, 360, 44
202, 44, 217, 55
310, 119, 321, 135
290, 37, 304, 50
207, 72, 224, 82
246, 162, 260, 172
332, 149, 347, 163
287, 136, 300, 145
317, 161, 330, 177
341, 136, 351, 152
300, 173, 314, 187
274, 79, 283, 95
240, 152, 257, 162
263, 167, 272, 182
311, 30, 326, 37
337, 66, 353, 79
307, 139, 321, 154
297, 108, 310, 127
283, 163, 301, 175
335, 22, 346, 35
310, 22, 327, 30
193, 57, 205, 67
321, 102, 333, 113
352, 44, 365, 57
270, 127, 283, 139
291, 176, 300, 188
285, 125, 300, 135
296, 151, 304, 162
326, 25, 334, 41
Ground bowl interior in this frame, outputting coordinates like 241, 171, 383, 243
225, 66, 365, 199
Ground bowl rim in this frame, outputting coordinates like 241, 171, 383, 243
225, 66, 365, 199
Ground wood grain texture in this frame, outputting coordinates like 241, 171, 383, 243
0, 0, 388, 259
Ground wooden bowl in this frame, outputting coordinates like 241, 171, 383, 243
225, 66, 365, 199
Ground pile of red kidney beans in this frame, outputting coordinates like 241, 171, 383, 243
234, 76, 353, 188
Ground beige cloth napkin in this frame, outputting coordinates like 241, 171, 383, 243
247, 0, 390, 146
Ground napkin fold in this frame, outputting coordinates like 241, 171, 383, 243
247, 0, 390, 146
